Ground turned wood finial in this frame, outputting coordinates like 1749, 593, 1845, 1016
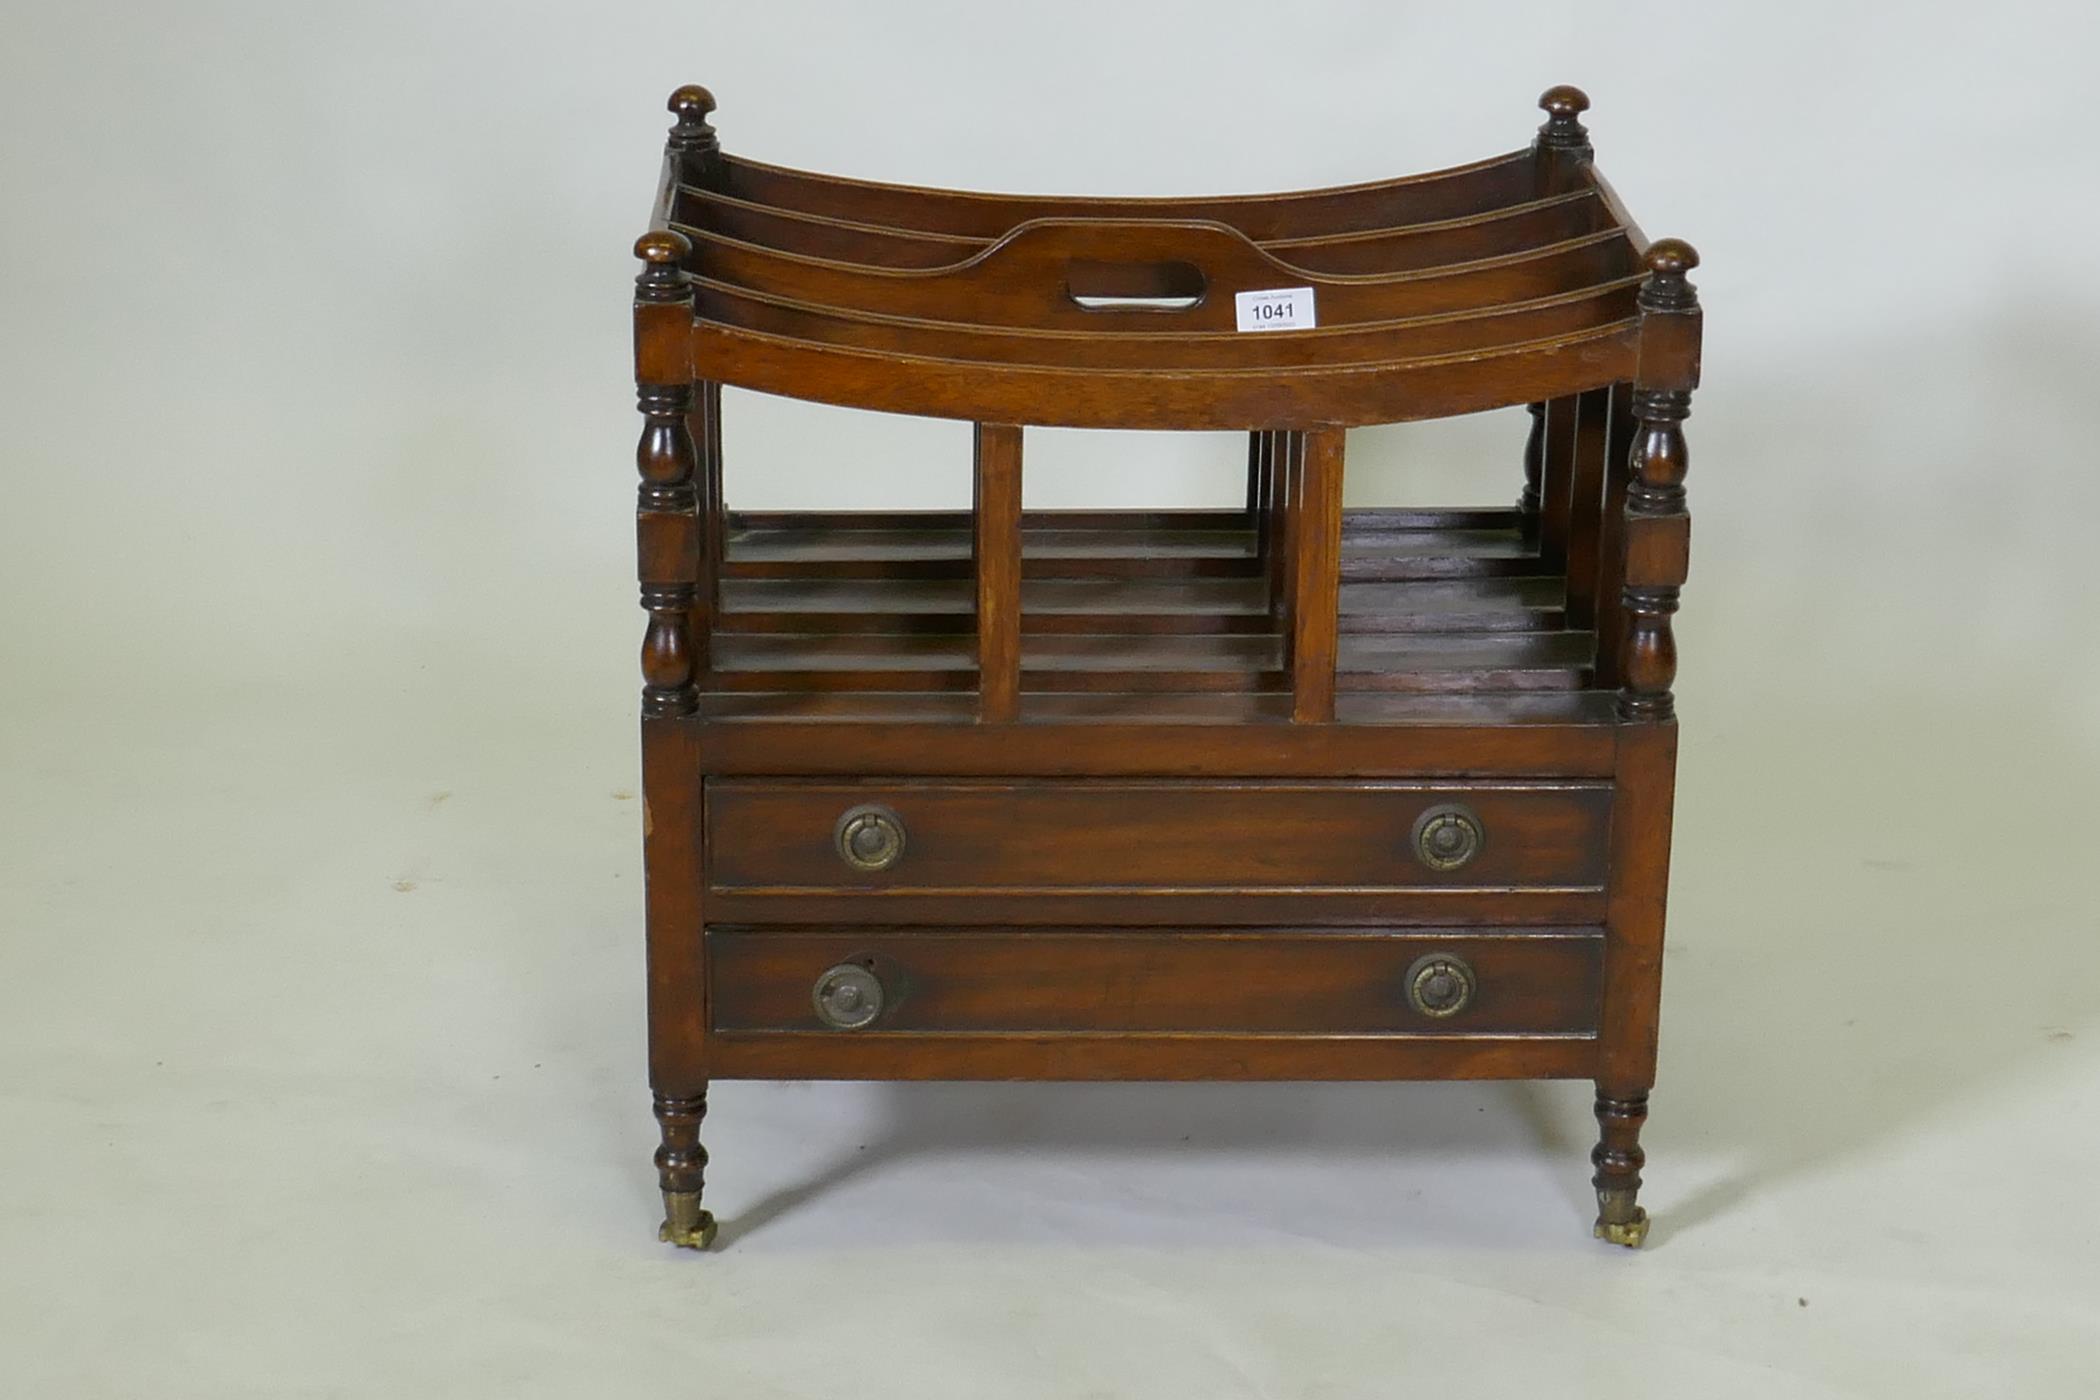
666, 84, 719, 155
1535, 85, 1592, 151
633, 229, 693, 303
1639, 238, 1700, 312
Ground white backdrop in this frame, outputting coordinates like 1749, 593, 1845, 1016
4, 3, 2098, 1397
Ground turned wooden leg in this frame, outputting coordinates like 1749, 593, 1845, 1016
654, 1090, 717, 1249
1591, 1088, 1650, 1247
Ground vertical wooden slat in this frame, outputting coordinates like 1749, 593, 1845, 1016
1289, 431, 1306, 626
1289, 427, 1344, 723
1267, 432, 1294, 627
703, 380, 725, 620
1518, 401, 1545, 545
685, 380, 722, 677
1277, 432, 1305, 665
1538, 394, 1578, 572
973, 422, 1023, 722
1251, 431, 1273, 563
1563, 386, 1613, 631
1593, 382, 1636, 687
1245, 431, 1263, 517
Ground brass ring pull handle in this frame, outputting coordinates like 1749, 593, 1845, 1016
1411, 802, 1483, 872
1405, 953, 1476, 1019
812, 963, 885, 1030
834, 803, 907, 873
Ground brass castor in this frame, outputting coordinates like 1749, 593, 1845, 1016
1593, 1207, 1650, 1248
659, 1191, 718, 1249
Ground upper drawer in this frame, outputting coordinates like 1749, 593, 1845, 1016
705, 779, 1610, 892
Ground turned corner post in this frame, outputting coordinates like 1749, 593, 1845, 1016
1617, 239, 1701, 723
634, 230, 702, 718
1590, 239, 1699, 1248
1532, 84, 1593, 192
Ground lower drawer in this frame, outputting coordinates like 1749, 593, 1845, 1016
707, 927, 1603, 1036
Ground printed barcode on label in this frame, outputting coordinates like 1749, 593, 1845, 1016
1234, 286, 1316, 333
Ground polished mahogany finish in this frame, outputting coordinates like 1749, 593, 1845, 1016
705, 780, 1613, 895
631, 83, 1701, 1249
708, 928, 1604, 1036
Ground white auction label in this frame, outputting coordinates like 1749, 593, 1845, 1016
1234, 286, 1316, 333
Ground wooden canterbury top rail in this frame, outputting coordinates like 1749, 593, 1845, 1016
709, 149, 1541, 240
671, 185, 1613, 274
628, 82, 1705, 729
635, 84, 1695, 431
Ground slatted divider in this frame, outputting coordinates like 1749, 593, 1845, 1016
708, 505, 1599, 700
1563, 386, 1614, 631
972, 424, 1022, 721
1290, 429, 1346, 723
1592, 382, 1638, 687
1538, 392, 1579, 573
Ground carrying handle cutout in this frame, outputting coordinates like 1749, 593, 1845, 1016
1064, 258, 1207, 312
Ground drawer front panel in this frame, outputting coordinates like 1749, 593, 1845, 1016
705, 780, 1611, 893
708, 928, 1603, 1036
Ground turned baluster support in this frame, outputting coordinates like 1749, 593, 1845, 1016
654, 1092, 717, 1248
1617, 239, 1700, 722
634, 231, 702, 718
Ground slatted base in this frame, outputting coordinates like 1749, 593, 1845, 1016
708, 508, 1595, 699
